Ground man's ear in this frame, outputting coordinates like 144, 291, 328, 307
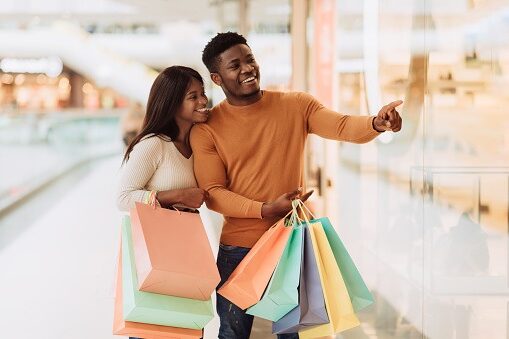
211, 73, 222, 86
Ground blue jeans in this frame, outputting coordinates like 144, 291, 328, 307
216, 243, 299, 339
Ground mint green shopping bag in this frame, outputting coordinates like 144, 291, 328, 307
317, 217, 374, 311
246, 224, 303, 321
121, 216, 214, 329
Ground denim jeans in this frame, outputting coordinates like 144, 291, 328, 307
216, 243, 299, 339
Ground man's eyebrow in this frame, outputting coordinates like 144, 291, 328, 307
227, 58, 240, 65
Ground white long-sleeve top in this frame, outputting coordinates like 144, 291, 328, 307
117, 134, 197, 212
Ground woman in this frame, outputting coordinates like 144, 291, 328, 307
117, 65, 209, 212
117, 66, 209, 339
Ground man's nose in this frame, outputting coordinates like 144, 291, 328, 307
240, 63, 254, 73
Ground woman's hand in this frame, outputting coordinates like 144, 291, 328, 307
156, 188, 209, 209
178, 188, 209, 208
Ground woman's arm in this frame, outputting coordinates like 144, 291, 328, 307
117, 137, 162, 211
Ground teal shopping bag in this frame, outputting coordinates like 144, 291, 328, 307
121, 216, 214, 329
246, 225, 303, 321
317, 217, 374, 311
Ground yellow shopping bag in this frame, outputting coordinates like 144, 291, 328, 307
299, 221, 360, 339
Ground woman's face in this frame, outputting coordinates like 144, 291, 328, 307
177, 78, 209, 123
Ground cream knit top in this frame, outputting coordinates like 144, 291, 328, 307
117, 134, 197, 212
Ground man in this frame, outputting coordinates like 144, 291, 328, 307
190, 32, 402, 339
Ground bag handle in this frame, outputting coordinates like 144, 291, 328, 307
267, 198, 311, 229
297, 199, 316, 219
172, 206, 182, 215
293, 199, 315, 226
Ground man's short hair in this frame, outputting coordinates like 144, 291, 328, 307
202, 32, 249, 73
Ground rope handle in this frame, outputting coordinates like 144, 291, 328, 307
297, 199, 316, 219
293, 199, 315, 226
268, 198, 314, 229
172, 206, 182, 215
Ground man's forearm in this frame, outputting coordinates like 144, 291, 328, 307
206, 186, 264, 219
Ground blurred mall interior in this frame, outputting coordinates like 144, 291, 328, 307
1, 0, 508, 338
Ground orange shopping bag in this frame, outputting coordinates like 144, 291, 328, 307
217, 217, 293, 309
113, 249, 202, 339
130, 202, 220, 300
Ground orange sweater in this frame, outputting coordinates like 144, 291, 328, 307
190, 91, 380, 248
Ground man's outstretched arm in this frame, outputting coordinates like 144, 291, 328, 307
301, 92, 402, 142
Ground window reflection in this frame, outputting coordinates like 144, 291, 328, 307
333, 0, 509, 338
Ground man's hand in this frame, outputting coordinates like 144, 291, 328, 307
373, 100, 403, 132
261, 188, 314, 219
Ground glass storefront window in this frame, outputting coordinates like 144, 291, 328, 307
327, 0, 509, 338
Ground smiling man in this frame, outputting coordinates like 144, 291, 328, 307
190, 32, 402, 339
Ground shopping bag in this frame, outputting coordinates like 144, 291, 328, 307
272, 225, 329, 334
247, 225, 303, 321
217, 217, 293, 309
113, 246, 202, 338
319, 217, 374, 311
130, 202, 220, 300
299, 221, 360, 338
122, 216, 214, 329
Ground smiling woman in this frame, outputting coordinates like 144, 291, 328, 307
118, 65, 209, 212
117, 66, 212, 338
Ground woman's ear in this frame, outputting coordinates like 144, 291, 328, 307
211, 73, 222, 86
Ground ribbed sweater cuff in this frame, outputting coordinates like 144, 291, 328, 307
249, 200, 264, 219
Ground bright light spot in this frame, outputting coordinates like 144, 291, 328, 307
1, 74, 14, 84
14, 74, 25, 85
58, 77, 70, 89
82, 82, 95, 94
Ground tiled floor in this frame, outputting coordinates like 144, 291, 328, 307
0, 156, 424, 339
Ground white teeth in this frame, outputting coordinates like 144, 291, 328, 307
242, 76, 255, 84
196, 108, 207, 112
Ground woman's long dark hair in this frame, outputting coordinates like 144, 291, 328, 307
122, 66, 204, 164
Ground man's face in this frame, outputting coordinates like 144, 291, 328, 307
212, 44, 261, 100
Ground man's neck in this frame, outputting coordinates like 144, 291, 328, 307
226, 90, 263, 106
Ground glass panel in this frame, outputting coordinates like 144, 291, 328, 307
333, 0, 509, 338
